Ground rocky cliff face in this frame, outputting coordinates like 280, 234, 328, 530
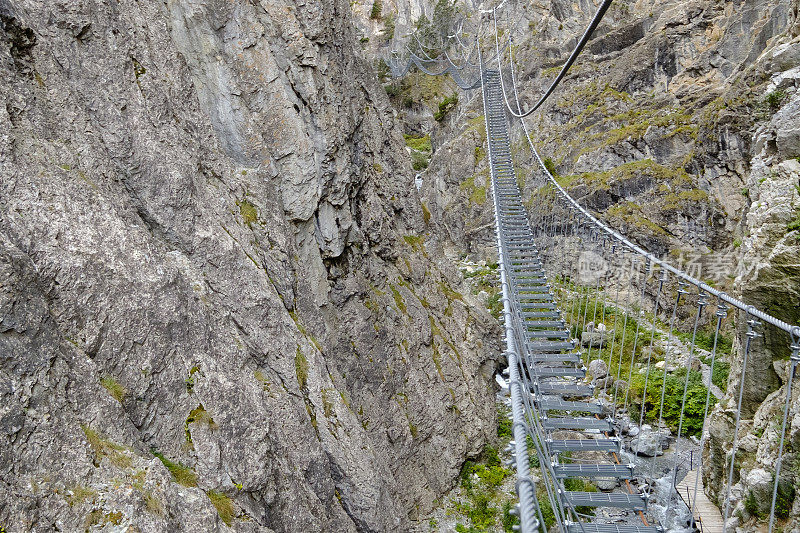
0, 1, 501, 531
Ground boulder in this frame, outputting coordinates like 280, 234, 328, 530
581, 330, 609, 348
630, 425, 662, 457
588, 359, 609, 380
594, 376, 613, 390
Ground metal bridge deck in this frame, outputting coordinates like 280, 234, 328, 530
481, 65, 647, 531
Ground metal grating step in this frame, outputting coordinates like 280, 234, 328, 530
563, 491, 647, 511
527, 340, 576, 351
521, 310, 560, 318
547, 438, 621, 453
526, 329, 569, 339
537, 382, 593, 396
530, 366, 585, 378
537, 398, 603, 414
542, 417, 612, 431
529, 352, 583, 364
525, 320, 566, 329
516, 286, 550, 292
521, 303, 558, 311
519, 294, 553, 302
554, 464, 634, 479
565, 524, 660, 533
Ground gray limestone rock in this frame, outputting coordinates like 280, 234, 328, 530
630, 425, 662, 457
588, 359, 609, 380
0, 1, 500, 531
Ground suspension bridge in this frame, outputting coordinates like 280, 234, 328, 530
387, 3, 800, 532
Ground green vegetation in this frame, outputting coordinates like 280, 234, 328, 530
186, 403, 218, 442
404, 134, 432, 152
742, 483, 793, 520
288, 310, 323, 352
544, 80, 700, 167
85, 510, 124, 528
390, 284, 408, 314
185, 365, 200, 393
133, 58, 146, 79
487, 292, 502, 319
556, 80, 632, 110
208, 490, 236, 526
460, 172, 488, 206
411, 151, 429, 171
447, 403, 517, 531
537, 490, 557, 529
543, 157, 558, 177
237, 199, 258, 225
295, 348, 309, 390
144, 490, 164, 516
434, 93, 458, 121
787, 210, 800, 239
497, 413, 512, 440
461, 262, 502, 320
421, 202, 431, 224
254, 369, 271, 391
628, 367, 711, 436
597, 108, 696, 147
100, 376, 126, 403
501, 500, 519, 532
153, 451, 198, 487
67, 485, 97, 506
744, 490, 761, 517
678, 328, 733, 356
765, 89, 787, 111
370, 0, 382, 19
453, 446, 512, 531
405, 134, 432, 171
563, 478, 598, 515
403, 235, 425, 252
555, 283, 713, 434
775, 481, 796, 519
382, 14, 395, 41
697, 354, 731, 389
82, 425, 132, 469
438, 281, 464, 303
662, 188, 708, 210
606, 201, 667, 236
559, 158, 688, 192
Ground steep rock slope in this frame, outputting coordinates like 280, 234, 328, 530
0, 0, 500, 531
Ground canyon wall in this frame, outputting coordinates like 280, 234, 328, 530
0, 0, 501, 531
